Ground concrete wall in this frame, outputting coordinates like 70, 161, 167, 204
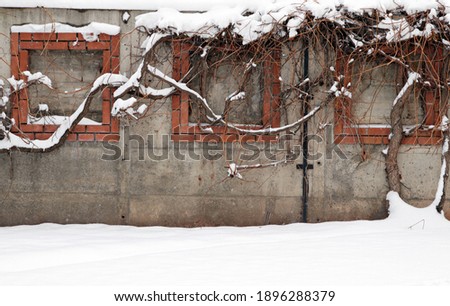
0, 7, 449, 226
28, 50, 104, 121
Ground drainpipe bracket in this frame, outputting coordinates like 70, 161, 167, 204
296, 164, 314, 170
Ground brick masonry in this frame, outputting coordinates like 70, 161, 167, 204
334, 47, 443, 146
10, 32, 120, 142
171, 39, 281, 144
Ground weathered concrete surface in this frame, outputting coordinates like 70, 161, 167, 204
128, 195, 301, 227
0, 143, 123, 225
28, 50, 104, 121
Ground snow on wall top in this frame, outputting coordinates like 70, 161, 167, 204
1, 0, 449, 13
11, 22, 120, 41
132, 0, 450, 45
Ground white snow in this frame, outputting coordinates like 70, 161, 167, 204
228, 91, 246, 101
92, 73, 128, 90
379, 17, 436, 42
38, 104, 49, 112
128, 1, 450, 45
0, 73, 126, 151
0, 97, 8, 107
122, 11, 131, 23
227, 162, 243, 179
111, 97, 138, 116
136, 104, 148, 115
28, 115, 101, 125
3, 0, 447, 14
0, 201, 449, 287
22, 71, 53, 88
11, 22, 120, 42
7, 77, 25, 91
392, 71, 420, 106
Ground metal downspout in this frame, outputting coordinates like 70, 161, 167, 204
301, 42, 310, 223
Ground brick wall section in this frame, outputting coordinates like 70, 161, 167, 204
334, 46, 443, 146
10, 32, 121, 142
171, 39, 280, 144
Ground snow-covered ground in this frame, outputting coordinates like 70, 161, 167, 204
0, 198, 450, 286
0, 198, 449, 305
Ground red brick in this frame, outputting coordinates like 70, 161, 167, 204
34, 133, 53, 140
111, 117, 119, 133
257, 135, 278, 143
19, 50, 29, 72
18, 99, 28, 123
172, 95, 181, 110
78, 133, 95, 141
102, 101, 111, 124
417, 137, 440, 145
21, 133, 35, 140
33, 32, 57, 41
96, 134, 120, 142
86, 125, 111, 133
69, 42, 87, 50
20, 41, 44, 50
98, 34, 110, 41
359, 136, 385, 145
193, 134, 218, 143
71, 125, 86, 133
10, 33, 19, 55
45, 41, 68, 50
178, 126, 190, 133
111, 57, 120, 73
11, 56, 19, 78
401, 137, 418, 145
101, 88, 111, 100
172, 125, 180, 133
343, 127, 391, 136
57, 33, 77, 41
222, 134, 239, 143
171, 134, 195, 142
239, 135, 257, 143
10, 95, 19, 109
180, 93, 189, 125
19, 33, 32, 41
76, 33, 86, 42
207, 126, 227, 133
415, 137, 431, 145
102, 51, 111, 73
186, 125, 201, 134
19, 88, 28, 100
20, 124, 44, 132
334, 135, 357, 145
44, 125, 59, 132
87, 41, 110, 50
111, 35, 120, 56
270, 108, 281, 128
181, 44, 190, 75
66, 133, 78, 141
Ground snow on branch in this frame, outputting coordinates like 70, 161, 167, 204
147, 64, 221, 120
0, 73, 127, 152
147, 64, 327, 135
113, 33, 173, 111
393, 72, 420, 106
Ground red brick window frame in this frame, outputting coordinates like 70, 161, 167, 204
171, 39, 281, 143
334, 45, 444, 146
10, 32, 120, 142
